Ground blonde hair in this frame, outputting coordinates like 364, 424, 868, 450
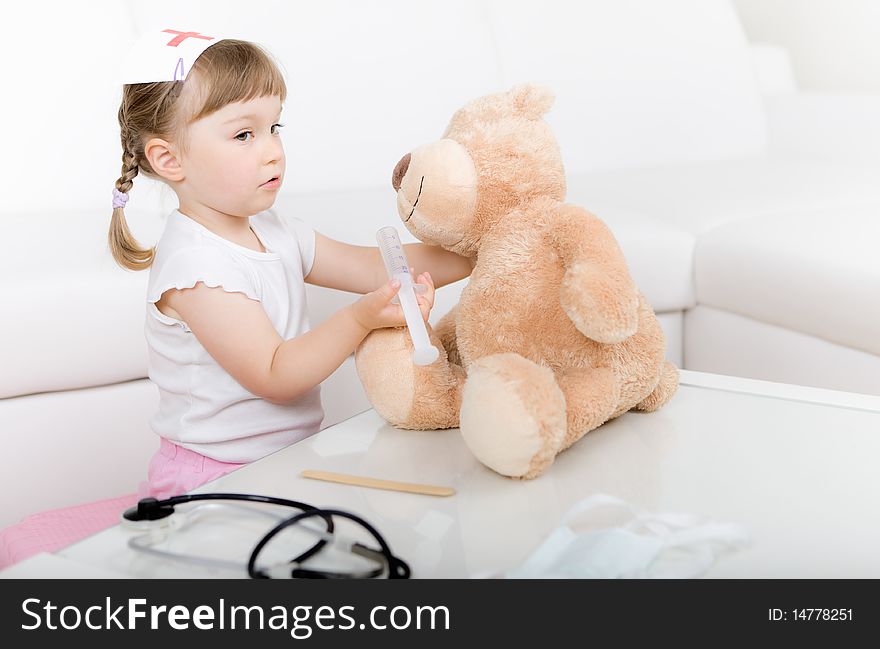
109, 39, 287, 270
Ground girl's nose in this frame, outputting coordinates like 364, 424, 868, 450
264, 137, 284, 164
392, 153, 411, 192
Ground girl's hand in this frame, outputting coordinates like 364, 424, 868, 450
351, 271, 436, 331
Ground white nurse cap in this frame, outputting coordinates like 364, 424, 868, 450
121, 28, 227, 84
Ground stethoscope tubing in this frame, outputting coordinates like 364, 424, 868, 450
123, 493, 410, 579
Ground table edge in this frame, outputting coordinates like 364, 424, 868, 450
680, 370, 880, 413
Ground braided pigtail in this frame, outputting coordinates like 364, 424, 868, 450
108, 136, 154, 270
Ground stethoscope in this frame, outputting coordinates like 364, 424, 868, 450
121, 494, 411, 579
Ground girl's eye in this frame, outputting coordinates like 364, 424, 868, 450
235, 131, 253, 142
271, 123, 285, 135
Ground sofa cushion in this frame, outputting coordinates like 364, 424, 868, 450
567, 156, 880, 235
0, 210, 158, 400
581, 206, 696, 313
684, 306, 880, 396
693, 203, 880, 356
0, 380, 159, 528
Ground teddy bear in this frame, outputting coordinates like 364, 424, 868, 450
355, 85, 678, 479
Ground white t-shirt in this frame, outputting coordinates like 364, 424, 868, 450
145, 209, 324, 463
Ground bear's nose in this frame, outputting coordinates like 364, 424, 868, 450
391, 153, 411, 192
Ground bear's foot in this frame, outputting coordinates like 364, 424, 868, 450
460, 353, 567, 479
355, 326, 464, 429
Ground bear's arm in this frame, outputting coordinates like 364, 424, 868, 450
548, 204, 639, 344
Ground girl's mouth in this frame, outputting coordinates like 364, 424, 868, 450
260, 177, 281, 190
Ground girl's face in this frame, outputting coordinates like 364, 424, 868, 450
176, 94, 285, 219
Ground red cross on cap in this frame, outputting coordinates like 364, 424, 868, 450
161, 29, 215, 47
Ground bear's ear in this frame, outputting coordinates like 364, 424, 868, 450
445, 84, 556, 137
509, 84, 555, 120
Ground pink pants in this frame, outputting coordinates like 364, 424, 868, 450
0, 439, 244, 569
138, 438, 245, 500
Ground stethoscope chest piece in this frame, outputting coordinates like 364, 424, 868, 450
121, 497, 177, 531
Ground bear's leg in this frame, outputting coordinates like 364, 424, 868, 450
555, 366, 621, 451
634, 360, 679, 412
355, 325, 465, 430
460, 353, 567, 479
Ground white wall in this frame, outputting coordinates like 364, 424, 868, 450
0, 0, 765, 231
4, 0, 876, 230
735, 0, 880, 94
0, 0, 503, 222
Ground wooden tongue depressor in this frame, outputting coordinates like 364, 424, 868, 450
300, 470, 455, 497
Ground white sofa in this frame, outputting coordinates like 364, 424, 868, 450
2, 0, 879, 529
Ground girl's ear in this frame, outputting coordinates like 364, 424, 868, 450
144, 137, 184, 182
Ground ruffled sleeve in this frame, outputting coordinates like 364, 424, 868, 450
147, 246, 259, 304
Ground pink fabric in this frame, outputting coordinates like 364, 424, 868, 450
139, 438, 246, 500
0, 494, 139, 570
0, 440, 245, 569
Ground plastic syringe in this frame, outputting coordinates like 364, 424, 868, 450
376, 226, 440, 365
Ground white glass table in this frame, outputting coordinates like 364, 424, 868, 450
36, 371, 880, 578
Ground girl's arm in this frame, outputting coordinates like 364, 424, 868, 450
305, 232, 472, 294
160, 272, 434, 404
402, 241, 474, 288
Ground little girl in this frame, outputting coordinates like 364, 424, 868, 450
0, 31, 470, 567
115, 33, 473, 498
